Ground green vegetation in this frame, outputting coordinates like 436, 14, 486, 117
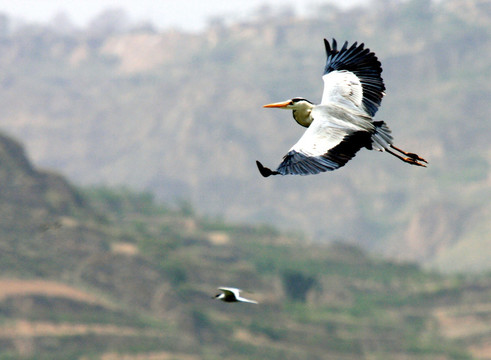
0, 141, 488, 359
0, 0, 490, 358
68, 185, 481, 359
0, 0, 489, 272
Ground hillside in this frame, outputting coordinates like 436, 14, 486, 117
4, 130, 491, 359
0, 0, 489, 271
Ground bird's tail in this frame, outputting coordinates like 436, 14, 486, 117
371, 121, 393, 151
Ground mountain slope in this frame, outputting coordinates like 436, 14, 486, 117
2, 130, 491, 359
0, 0, 489, 270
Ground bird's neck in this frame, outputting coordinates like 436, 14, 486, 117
292, 108, 313, 128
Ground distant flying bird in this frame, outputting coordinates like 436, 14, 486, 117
256, 38, 427, 177
213, 287, 258, 304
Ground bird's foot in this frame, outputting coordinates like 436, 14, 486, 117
390, 145, 428, 166
403, 157, 427, 167
405, 152, 428, 164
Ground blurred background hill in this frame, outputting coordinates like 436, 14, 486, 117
2, 129, 491, 359
0, 0, 490, 272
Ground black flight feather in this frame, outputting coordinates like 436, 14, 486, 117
323, 38, 385, 117
258, 131, 372, 177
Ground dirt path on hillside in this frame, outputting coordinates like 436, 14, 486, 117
0, 320, 163, 338
99, 351, 199, 360
0, 279, 103, 304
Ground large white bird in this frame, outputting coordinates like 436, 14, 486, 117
256, 39, 427, 177
213, 287, 258, 304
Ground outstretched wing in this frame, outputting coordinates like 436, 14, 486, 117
218, 287, 241, 298
256, 106, 373, 176
237, 296, 258, 304
321, 39, 385, 117
276, 133, 370, 175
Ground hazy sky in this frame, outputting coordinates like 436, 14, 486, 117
0, 0, 366, 31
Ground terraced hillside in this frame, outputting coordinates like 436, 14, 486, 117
3, 131, 491, 359
0, 0, 489, 271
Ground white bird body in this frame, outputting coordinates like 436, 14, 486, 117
257, 39, 427, 177
214, 287, 258, 304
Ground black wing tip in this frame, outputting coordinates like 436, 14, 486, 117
256, 161, 279, 177
323, 38, 330, 53
323, 38, 376, 65
324, 38, 338, 55
322, 37, 385, 116
324, 38, 361, 54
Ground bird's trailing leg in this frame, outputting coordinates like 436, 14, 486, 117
386, 144, 428, 167
391, 144, 428, 164
256, 161, 280, 177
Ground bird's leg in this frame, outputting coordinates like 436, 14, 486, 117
390, 144, 428, 164
386, 147, 427, 167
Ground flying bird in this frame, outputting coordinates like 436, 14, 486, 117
213, 287, 258, 304
256, 38, 427, 177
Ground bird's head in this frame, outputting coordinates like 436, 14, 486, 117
263, 97, 315, 127
213, 293, 224, 300
263, 97, 313, 110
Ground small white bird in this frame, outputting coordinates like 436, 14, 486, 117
256, 38, 427, 177
213, 287, 258, 304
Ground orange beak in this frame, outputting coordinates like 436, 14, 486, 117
263, 100, 292, 108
